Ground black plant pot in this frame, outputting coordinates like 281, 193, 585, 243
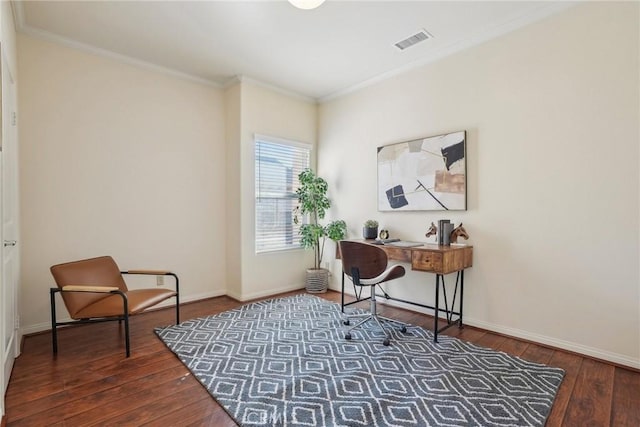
363, 227, 378, 240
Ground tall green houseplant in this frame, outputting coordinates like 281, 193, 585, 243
294, 169, 346, 271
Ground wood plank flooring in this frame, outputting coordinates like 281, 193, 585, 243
4, 291, 639, 426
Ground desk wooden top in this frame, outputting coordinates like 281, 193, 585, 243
362, 240, 473, 275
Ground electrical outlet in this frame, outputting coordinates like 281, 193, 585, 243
156, 275, 165, 286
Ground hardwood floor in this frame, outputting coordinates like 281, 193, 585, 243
4, 290, 639, 426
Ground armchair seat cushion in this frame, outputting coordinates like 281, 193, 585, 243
72, 288, 177, 319
50, 255, 180, 357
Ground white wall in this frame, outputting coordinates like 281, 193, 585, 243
13, 1, 638, 369
1, 1, 17, 76
0, 0, 19, 418
224, 82, 242, 298
233, 79, 317, 301
319, 2, 639, 368
18, 35, 228, 332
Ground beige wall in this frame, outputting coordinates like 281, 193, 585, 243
18, 35, 228, 332
233, 80, 317, 300
319, 2, 639, 367
13, 1, 638, 369
224, 82, 242, 298
1, 1, 17, 78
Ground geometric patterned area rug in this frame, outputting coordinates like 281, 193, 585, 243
155, 294, 564, 426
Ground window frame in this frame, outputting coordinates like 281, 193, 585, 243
254, 134, 312, 254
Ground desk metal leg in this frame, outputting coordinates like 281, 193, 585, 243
341, 271, 345, 313
434, 274, 440, 342
459, 270, 464, 328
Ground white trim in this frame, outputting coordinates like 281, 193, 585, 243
228, 75, 317, 104
11, 0, 25, 29
254, 135, 312, 254
465, 317, 640, 370
254, 133, 312, 151
13, 1, 575, 103
320, 2, 577, 103
227, 284, 306, 302
17, 24, 221, 89
20, 289, 226, 336
332, 283, 640, 370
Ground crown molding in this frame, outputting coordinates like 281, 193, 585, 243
14, 6, 221, 89
225, 75, 317, 104
320, 2, 577, 103
12, 0, 576, 104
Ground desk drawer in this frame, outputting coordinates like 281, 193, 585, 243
412, 251, 443, 273
412, 247, 473, 274
382, 247, 412, 263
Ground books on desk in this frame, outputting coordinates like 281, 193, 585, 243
384, 241, 424, 248
373, 238, 400, 245
371, 239, 425, 248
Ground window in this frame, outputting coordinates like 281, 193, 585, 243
255, 135, 311, 253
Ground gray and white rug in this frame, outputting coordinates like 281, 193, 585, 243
155, 294, 564, 426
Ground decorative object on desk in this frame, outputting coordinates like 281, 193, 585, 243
362, 219, 378, 239
425, 221, 437, 238
156, 294, 565, 427
442, 222, 454, 246
379, 229, 389, 240
293, 169, 347, 293
386, 240, 424, 248
437, 219, 451, 245
378, 130, 467, 211
451, 222, 469, 244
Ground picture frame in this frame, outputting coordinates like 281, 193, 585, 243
377, 130, 467, 211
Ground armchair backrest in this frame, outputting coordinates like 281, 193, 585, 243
338, 241, 389, 280
50, 256, 128, 318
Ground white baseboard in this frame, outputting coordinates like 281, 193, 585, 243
227, 284, 306, 302
20, 289, 226, 336
332, 283, 640, 370
464, 318, 640, 370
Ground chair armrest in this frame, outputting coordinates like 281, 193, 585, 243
120, 270, 179, 296
121, 270, 179, 294
121, 270, 172, 275
61, 285, 120, 293
120, 270, 173, 276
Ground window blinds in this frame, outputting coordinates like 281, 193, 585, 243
255, 136, 311, 253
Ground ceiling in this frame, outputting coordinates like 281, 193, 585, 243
15, 1, 574, 101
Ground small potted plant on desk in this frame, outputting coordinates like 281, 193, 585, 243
294, 169, 347, 293
363, 219, 379, 240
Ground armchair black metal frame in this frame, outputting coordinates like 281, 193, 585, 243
50, 257, 180, 358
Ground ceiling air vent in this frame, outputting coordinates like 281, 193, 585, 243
394, 29, 432, 51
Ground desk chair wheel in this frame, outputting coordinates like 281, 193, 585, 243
383, 338, 390, 346
345, 332, 352, 340
343, 319, 350, 326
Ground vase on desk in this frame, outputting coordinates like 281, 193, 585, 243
363, 226, 378, 240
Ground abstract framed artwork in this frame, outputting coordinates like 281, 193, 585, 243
377, 130, 467, 211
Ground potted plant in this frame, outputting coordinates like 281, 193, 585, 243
363, 219, 379, 239
293, 169, 347, 293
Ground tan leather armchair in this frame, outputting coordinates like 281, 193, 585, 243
50, 256, 179, 357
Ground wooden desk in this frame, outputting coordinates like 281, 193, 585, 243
341, 241, 473, 342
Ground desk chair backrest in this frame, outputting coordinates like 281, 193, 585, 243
338, 241, 389, 280
50, 256, 128, 319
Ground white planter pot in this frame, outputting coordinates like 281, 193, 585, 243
306, 268, 329, 293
